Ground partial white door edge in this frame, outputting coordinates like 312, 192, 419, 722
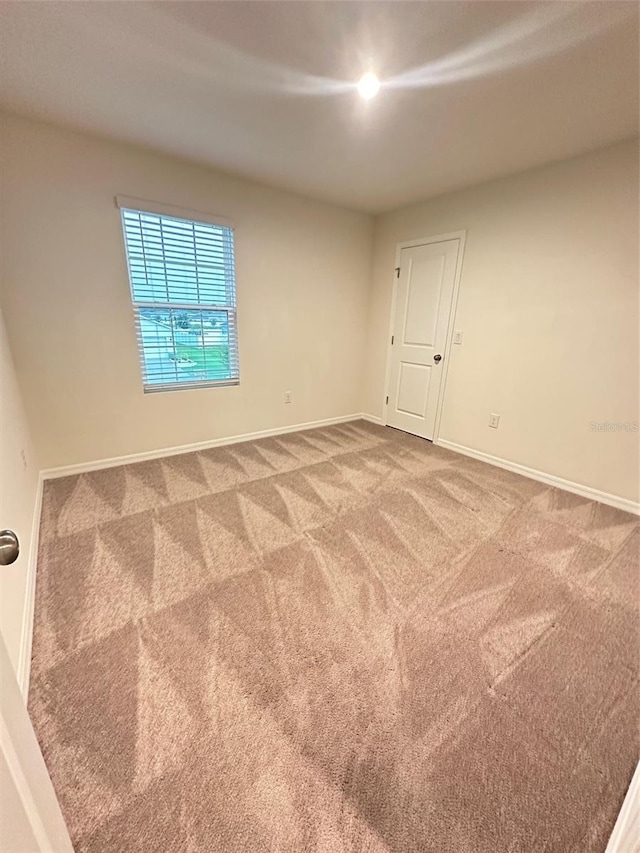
605, 762, 640, 853
1, 635, 74, 852
16, 473, 44, 700
382, 231, 467, 440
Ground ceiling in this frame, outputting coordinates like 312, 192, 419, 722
0, 1, 638, 213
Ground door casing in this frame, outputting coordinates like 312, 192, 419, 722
382, 231, 466, 441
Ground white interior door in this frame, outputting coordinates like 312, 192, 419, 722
1, 635, 74, 852
386, 238, 460, 440
1, 309, 73, 852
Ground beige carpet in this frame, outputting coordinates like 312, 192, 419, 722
29, 420, 638, 852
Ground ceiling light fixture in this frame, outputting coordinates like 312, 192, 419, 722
357, 71, 381, 100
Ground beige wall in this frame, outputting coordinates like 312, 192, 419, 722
0, 307, 40, 680
0, 114, 374, 468
364, 140, 639, 503
2, 115, 638, 505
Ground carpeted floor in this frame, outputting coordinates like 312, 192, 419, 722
29, 420, 638, 852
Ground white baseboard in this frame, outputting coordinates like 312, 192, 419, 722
605, 761, 640, 853
26, 413, 375, 695
436, 439, 639, 516
17, 472, 44, 699
28, 421, 636, 702
40, 414, 369, 480
25, 414, 366, 693
21, 414, 638, 851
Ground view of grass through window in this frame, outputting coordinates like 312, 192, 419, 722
138, 308, 231, 385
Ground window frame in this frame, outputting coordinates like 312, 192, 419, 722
116, 196, 239, 394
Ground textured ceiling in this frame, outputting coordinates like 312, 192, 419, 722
0, 1, 638, 212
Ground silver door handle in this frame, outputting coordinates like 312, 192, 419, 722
433, 354, 442, 363
0, 530, 19, 566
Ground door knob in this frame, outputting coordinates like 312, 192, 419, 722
0, 530, 19, 566
433, 354, 442, 363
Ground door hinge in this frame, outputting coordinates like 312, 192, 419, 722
385, 396, 389, 405
391, 335, 394, 345
395, 267, 400, 278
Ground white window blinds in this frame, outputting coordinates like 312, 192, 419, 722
119, 202, 239, 392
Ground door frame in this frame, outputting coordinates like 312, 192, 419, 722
382, 230, 467, 442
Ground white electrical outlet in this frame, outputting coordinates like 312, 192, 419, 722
489, 413, 500, 429
284, 391, 292, 404
453, 330, 463, 345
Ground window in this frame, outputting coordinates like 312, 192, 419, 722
118, 197, 239, 392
